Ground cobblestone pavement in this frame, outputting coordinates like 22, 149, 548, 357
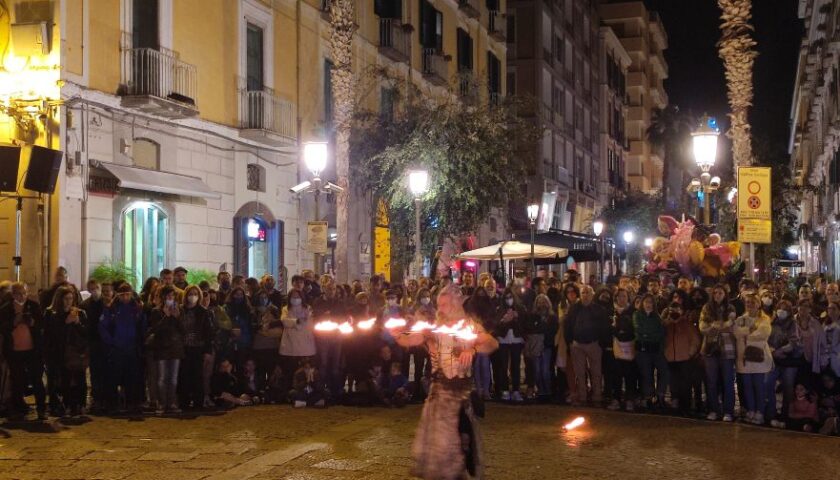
0, 404, 838, 480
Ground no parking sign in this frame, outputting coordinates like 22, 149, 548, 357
737, 167, 771, 244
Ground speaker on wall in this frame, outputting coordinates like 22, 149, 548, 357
0, 145, 21, 192
23, 145, 63, 194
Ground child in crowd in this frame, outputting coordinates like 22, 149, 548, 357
290, 360, 326, 408
238, 358, 265, 404
787, 383, 819, 432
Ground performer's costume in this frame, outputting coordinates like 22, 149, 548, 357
411, 318, 485, 480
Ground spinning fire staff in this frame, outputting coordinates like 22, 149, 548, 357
389, 286, 498, 480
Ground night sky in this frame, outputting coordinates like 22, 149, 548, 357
645, 0, 802, 156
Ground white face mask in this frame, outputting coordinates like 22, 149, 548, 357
187, 295, 199, 306
505, 298, 514, 307
13, 299, 25, 306
165, 299, 176, 308
514, 278, 525, 287
762, 297, 773, 307
290, 298, 302, 307
387, 298, 398, 307
420, 297, 431, 306
776, 310, 789, 320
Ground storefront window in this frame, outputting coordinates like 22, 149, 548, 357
247, 217, 268, 278
124, 202, 167, 287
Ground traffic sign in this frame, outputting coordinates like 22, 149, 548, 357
737, 167, 771, 220
738, 218, 772, 244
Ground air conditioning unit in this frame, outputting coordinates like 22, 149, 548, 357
11, 22, 51, 56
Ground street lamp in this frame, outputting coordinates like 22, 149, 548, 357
408, 170, 429, 278
291, 142, 343, 274
622, 230, 634, 274
527, 203, 540, 276
644, 237, 653, 248
691, 115, 720, 225
593, 220, 605, 283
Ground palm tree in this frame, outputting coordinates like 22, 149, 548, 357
647, 105, 695, 212
330, 0, 356, 282
717, 0, 757, 167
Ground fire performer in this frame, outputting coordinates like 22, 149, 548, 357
391, 285, 499, 480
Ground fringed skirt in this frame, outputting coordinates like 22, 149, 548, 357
411, 375, 483, 480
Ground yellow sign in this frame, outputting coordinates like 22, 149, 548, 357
307, 221, 329, 254
737, 167, 771, 220
738, 219, 772, 244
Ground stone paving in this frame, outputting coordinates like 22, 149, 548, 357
0, 405, 838, 480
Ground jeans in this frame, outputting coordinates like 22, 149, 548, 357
157, 359, 181, 408
741, 372, 766, 415
611, 359, 639, 402
473, 353, 492, 395
765, 365, 798, 420
316, 337, 344, 397
537, 348, 553, 396
635, 350, 669, 399
704, 356, 735, 415
108, 348, 142, 408
571, 341, 603, 403
493, 343, 523, 393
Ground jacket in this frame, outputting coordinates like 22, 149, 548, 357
494, 302, 527, 341
277, 305, 316, 357
699, 303, 737, 360
612, 305, 635, 343
99, 301, 146, 353
733, 312, 774, 374
180, 305, 214, 353
563, 302, 610, 345
768, 315, 805, 368
225, 302, 254, 350
147, 308, 186, 360
813, 320, 840, 376
43, 307, 89, 367
633, 310, 665, 346
0, 299, 43, 355
662, 308, 701, 362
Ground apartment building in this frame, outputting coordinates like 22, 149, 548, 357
0, 0, 506, 287
600, 1, 668, 194
789, 0, 840, 276
598, 25, 630, 207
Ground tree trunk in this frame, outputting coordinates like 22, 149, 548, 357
717, 0, 757, 167
330, 0, 356, 283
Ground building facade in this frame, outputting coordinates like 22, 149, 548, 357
0, 0, 506, 289
789, 0, 840, 276
598, 25, 630, 208
507, 0, 602, 234
599, 1, 668, 194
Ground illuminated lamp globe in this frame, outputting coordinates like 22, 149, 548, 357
303, 142, 328, 178
408, 170, 429, 197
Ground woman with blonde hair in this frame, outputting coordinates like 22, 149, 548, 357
734, 293, 774, 425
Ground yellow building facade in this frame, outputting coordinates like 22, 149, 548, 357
0, 0, 505, 288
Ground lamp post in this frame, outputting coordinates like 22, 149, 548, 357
527, 203, 539, 277
622, 230, 634, 274
691, 115, 720, 225
593, 220, 605, 284
292, 142, 343, 275
408, 170, 429, 278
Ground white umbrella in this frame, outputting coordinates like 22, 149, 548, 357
455, 240, 568, 261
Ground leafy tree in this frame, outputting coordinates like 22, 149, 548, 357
349, 76, 542, 273
595, 190, 662, 273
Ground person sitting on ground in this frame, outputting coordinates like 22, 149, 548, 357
787, 383, 819, 432
210, 358, 252, 408
384, 361, 410, 407
290, 359, 326, 408
264, 364, 285, 404
238, 358, 265, 404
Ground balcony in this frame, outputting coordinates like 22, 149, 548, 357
422, 49, 448, 86
120, 45, 198, 118
459, 74, 478, 105
488, 10, 505, 43
458, 0, 480, 19
378, 19, 410, 63
238, 86, 297, 144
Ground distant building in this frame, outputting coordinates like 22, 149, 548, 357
598, 26, 631, 208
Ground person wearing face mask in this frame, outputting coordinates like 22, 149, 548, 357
377, 289, 407, 366
276, 290, 315, 400
766, 299, 803, 428
147, 285, 186, 414
260, 274, 285, 309
217, 272, 233, 299
813, 301, 840, 379
662, 289, 701, 416
465, 280, 496, 401
177, 286, 213, 410
492, 288, 527, 402
312, 279, 346, 401
759, 292, 776, 317
80, 279, 109, 413
224, 287, 254, 371
0, 282, 47, 420
699, 284, 738, 421
99, 284, 146, 413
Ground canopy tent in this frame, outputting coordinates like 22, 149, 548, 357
455, 240, 568, 261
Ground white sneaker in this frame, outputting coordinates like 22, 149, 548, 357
722, 414, 734, 422
625, 400, 635, 412
752, 413, 764, 425
511, 391, 524, 403
745, 411, 755, 422
606, 399, 620, 411
770, 419, 785, 429
500, 391, 511, 401
293, 400, 306, 408
706, 412, 719, 421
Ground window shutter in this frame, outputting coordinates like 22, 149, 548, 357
375, 0, 402, 19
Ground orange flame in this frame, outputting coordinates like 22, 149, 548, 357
356, 318, 376, 330
384, 318, 407, 329
563, 417, 585, 431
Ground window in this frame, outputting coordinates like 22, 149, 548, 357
487, 52, 501, 95
133, 138, 159, 170
374, 0, 402, 18
324, 60, 333, 126
247, 163, 266, 192
457, 28, 474, 71
246, 23, 264, 91
506, 14, 516, 43
132, 0, 159, 49
247, 217, 269, 278
123, 202, 167, 288
420, 1, 443, 51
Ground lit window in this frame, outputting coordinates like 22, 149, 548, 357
123, 202, 167, 288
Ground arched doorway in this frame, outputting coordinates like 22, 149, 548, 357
122, 201, 168, 288
233, 202, 283, 278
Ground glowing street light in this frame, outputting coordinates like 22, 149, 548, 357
303, 142, 328, 179
692, 115, 720, 224
593, 220, 605, 283
527, 203, 539, 275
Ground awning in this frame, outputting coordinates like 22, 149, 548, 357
456, 240, 568, 261
97, 162, 221, 200
513, 229, 613, 263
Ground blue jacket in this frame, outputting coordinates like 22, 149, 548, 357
100, 301, 146, 352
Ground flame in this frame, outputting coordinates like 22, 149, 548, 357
337, 322, 354, 335
411, 321, 436, 332
356, 318, 376, 330
432, 319, 465, 335
563, 417, 585, 431
314, 320, 339, 332
384, 318, 407, 329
